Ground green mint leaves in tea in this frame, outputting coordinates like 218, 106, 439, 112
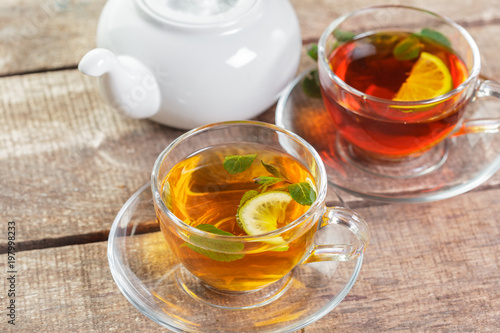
183, 224, 245, 262
223, 154, 257, 174
161, 144, 317, 263
303, 28, 463, 101
223, 153, 317, 207
318, 29, 469, 158
327, 29, 466, 101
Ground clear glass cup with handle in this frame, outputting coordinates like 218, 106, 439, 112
317, 5, 500, 176
151, 120, 370, 308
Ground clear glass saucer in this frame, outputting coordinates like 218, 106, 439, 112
108, 183, 363, 332
275, 69, 500, 203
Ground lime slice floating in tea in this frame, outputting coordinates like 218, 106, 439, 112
393, 51, 453, 101
238, 191, 292, 247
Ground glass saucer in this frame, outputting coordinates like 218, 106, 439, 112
108, 183, 363, 332
275, 69, 500, 203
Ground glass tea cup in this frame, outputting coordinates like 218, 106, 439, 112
318, 5, 500, 175
151, 121, 369, 308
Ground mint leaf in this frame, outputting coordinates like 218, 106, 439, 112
239, 190, 259, 207
333, 29, 356, 42
289, 182, 317, 206
301, 69, 322, 99
418, 28, 451, 48
307, 44, 318, 61
185, 244, 244, 262
223, 154, 257, 174
270, 245, 289, 252
254, 176, 283, 187
261, 160, 282, 178
194, 224, 233, 236
393, 36, 422, 61
185, 224, 244, 262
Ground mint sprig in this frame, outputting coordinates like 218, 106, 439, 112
223, 154, 257, 174
301, 29, 357, 99
184, 224, 244, 262
417, 28, 451, 48
393, 36, 422, 61
261, 160, 282, 178
254, 176, 284, 187
393, 28, 452, 61
254, 160, 316, 206
224, 153, 318, 240
224, 154, 317, 207
307, 44, 318, 61
333, 29, 356, 42
239, 190, 259, 207
289, 182, 317, 206
301, 69, 322, 99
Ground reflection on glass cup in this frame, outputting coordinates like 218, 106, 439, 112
318, 5, 500, 161
151, 121, 369, 305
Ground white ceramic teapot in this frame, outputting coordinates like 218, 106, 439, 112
79, 0, 302, 129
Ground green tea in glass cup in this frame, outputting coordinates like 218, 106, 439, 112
151, 121, 369, 308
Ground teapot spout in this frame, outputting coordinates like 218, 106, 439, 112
78, 48, 161, 119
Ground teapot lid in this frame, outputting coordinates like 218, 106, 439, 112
136, 0, 258, 26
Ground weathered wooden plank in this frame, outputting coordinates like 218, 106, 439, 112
0, 68, 183, 244
0, 0, 106, 76
294, 0, 500, 42
2, 34, 500, 244
1, 241, 163, 332
469, 24, 500, 79
1, 0, 500, 76
1, 0, 499, 332
331, 188, 500, 332
0, 46, 315, 244
1, 187, 499, 332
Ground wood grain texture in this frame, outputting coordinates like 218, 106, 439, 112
0, 241, 161, 332
4, 39, 500, 244
1, 188, 499, 332
337, 188, 500, 332
0, 46, 326, 245
293, 0, 500, 42
0, 69, 183, 244
1, 0, 500, 332
1, 0, 500, 76
0, 0, 106, 76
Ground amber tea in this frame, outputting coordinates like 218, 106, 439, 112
156, 143, 318, 291
321, 31, 469, 158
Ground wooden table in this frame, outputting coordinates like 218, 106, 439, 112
2, 0, 500, 332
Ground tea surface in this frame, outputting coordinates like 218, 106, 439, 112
329, 31, 467, 99
161, 144, 313, 235
157, 143, 318, 291
322, 31, 469, 158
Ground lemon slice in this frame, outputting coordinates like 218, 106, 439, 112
394, 52, 453, 102
238, 191, 292, 245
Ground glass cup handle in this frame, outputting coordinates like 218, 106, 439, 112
301, 207, 370, 264
453, 80, 500, 136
